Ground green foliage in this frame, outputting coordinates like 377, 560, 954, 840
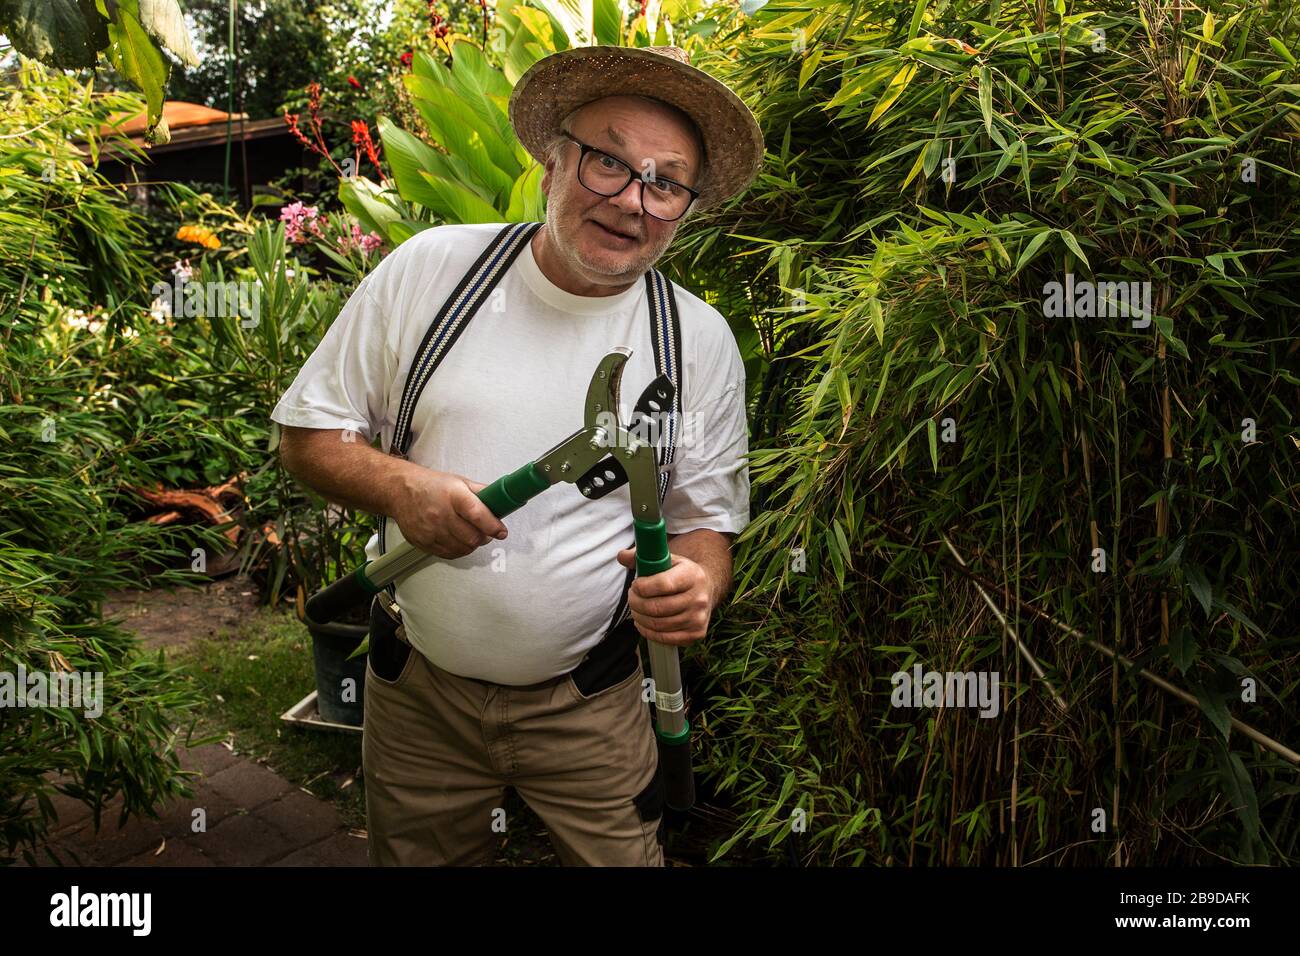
686, 0, 1299, 865
0, 64, 222, 864
382, 39, 541, 229
192, 219, 370, 612
342, 0, 710, 242
166, 0, 412, 120
0, 62, 380, 860
0, 0, 199, 142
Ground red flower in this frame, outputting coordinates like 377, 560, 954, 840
282, 81, 345, 178
283, 111, 312, 151
399, 51, 413, 67
426, 3, 452, 38
350, 119, 387, 185
347, 75, 362, 90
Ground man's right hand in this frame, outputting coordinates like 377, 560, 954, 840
388, 468, 509, 559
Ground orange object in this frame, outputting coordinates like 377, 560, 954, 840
177, 224, 220, 249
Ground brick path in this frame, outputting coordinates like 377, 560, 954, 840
21, 741, 367, 867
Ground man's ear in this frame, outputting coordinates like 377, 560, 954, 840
540, 153, 556, 195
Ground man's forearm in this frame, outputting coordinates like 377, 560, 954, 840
279, 426, 413, 518
667, 529, 735, 610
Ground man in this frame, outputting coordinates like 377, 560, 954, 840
271, 45, 764, 866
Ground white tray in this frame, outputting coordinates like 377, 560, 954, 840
280, 689, 363, 735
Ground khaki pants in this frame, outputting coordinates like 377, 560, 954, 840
361, 595, 665, 866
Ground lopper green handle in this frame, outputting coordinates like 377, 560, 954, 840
633, 516, 695, 811
477, 462, 550, 518
305, 461, 550, 624
656, 720, 694, 812
633, 517, 672, 576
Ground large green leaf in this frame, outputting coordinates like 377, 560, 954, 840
0, 0, 106, 69
376, 118, 455, 211
405, 75, 519, 188
592, 0, 623, 45
105, 6, 169, 143
502, 5, 569, 83
505, 161, 546, 222
387, 220, 435, 244
386, 108, 502, 211
538, 0, 593, 47
339, 176, 406, 245
418, 170, 505, 224
441, 42, 522, 165
136, 0, 198, 66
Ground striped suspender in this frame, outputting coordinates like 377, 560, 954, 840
647, 268, 684, 501
378, 221, 542, 597
377, 221, 684, 625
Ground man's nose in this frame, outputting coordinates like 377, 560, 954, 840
608, 177, 645, 215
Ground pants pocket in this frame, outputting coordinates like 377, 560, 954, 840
367, 594, 415, 686
566, 617, 641, 701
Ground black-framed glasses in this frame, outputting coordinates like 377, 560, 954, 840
560, 131, 699, 222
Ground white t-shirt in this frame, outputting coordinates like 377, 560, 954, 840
271, 222, 750, 684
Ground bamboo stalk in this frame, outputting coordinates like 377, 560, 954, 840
939, 532, 1069, 713
869, 517, 1299, 767
946, 560, 1300, 767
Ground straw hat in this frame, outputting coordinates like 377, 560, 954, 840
508, 45, 765, 212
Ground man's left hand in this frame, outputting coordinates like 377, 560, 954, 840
615, 547, 713, 646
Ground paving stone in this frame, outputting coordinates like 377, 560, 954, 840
257, 791, 347, 846
205, 761, 294, 810
50, 794, 129, 844
70, 816, 168, 866
18, 839, 96, 867
176, 742, 241, 778
271, 830, 368, 867
122, 838, 215, 867
40, 787, 97, 833
26, 750, 361, 868
42, 788, 126, 837
200, 811, 299, 866
153, 786, 245, 839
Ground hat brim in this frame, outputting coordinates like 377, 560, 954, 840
508, 46, 765, 212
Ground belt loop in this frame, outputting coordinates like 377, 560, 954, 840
377, 590, 409, 645
378, 589, 401, 620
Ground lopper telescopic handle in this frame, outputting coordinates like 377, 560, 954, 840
304, 462, 549, 625
633, 516, 695, 812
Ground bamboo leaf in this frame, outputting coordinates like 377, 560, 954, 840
1184, 564, 1212, 616
978, 66, 993, 135
1268, 36, 1296, 65
1193, 683, 1232, 741
869, 64, 917, 127
1057, 229, 1090, 271
798, 48, 823, 91
907, 0, 927, 40
1211, 740, 1262, 855
1013, 228, 1052, 275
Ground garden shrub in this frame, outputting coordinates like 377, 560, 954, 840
0, 62, 227, 863
683, 0, 1299, 865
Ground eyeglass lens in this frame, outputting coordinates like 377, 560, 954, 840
578, 149, 691, 220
